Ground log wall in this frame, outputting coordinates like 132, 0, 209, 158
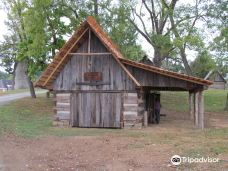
54, 93, 71, 123
123, 92, 144, 129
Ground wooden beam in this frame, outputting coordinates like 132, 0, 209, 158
68, 52, 112, 56
42, 28, 89, 87
194, 91, 199, 127
198, 90, 204, 129
119, 61, 141, 86
88, 29, 91, 53
143, 111, 148, 127
189, 91, 194, 120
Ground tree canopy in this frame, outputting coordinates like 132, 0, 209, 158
0, 0, 227, 97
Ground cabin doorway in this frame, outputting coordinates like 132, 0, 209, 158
70, 92, 122, 128
145, 92, 161, 124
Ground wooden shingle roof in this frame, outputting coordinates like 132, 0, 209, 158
35, 16, 212, 90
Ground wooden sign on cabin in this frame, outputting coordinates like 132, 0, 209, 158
84, 72, 102, 82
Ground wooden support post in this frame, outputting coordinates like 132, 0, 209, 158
194, 91, 199, 127
143, 111, 148, 127
189, 92, 194, 120
46, 91, 50, 98
198, 91, 204, 129
88, 29, 91, 53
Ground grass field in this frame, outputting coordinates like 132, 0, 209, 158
0, 90, 227, 170
161, 89, 228, 112
0, 95, 120, 137
0, 90, 227, 137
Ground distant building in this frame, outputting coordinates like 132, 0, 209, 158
139, 55, 154, 65
204, 70, 227, 90
0, 80, 13, 92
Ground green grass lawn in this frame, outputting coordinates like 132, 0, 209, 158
161, 89, 228, 112
0, 94, 120, 137
0, 89, 227, 138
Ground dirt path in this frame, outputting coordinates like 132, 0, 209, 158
0, 158, 4, 171
0, 133, 177, 171
0, 90, 47, 106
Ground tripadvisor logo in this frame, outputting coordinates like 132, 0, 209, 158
170, 155, 219, 166
171, 155, 181, 165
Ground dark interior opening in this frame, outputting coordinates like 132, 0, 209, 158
145, 92, 161, 124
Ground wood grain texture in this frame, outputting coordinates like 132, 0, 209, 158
70, 92, 123, 128
53, 32, 136, 91
125, 65, 204, 91
198, 91, 204, 129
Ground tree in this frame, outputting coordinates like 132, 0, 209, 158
1, 0, 144, 98
0, 0, 80, 97
100, 0, 144, 60
128, 0, 176, 67
127, 0, 211, 76
0, 34, 17, 84
191, 50, 216, 78
207, 0, 228, 76
167, 0, 206, 75
0, 71, 9, 80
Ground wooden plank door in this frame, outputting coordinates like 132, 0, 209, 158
70, 92, 122, 128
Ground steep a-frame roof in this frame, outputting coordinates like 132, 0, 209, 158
35, 16, 212, 90
35, 16, 139, 89
204, 70, 226, 83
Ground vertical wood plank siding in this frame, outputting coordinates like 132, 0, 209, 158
53, 32, 135, 91
70, 92, 122, 128
125, 65, 202, 91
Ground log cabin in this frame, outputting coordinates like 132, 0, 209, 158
204, 70, 226, 90
35, 16, 213, 129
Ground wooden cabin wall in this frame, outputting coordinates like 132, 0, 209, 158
214, 73, 224, 82
53, 31, 138, 128
210, 82, 225, 90
53, 32, 136, 91
125, 65, 202, 91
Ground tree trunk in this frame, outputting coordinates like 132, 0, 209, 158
11, 62, 18, 90
27, 76, 36, 98
180, 48, 193, 76
153, 50, 162, 67
93, 0, 98, 16
14, 60, 29, 89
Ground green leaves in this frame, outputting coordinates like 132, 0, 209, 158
191, 50, 216, 78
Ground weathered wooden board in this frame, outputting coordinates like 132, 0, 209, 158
70, 92, 123, 128
53, 31, 135, 91
210, 82, 226, 90
125, 65, 203, 91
